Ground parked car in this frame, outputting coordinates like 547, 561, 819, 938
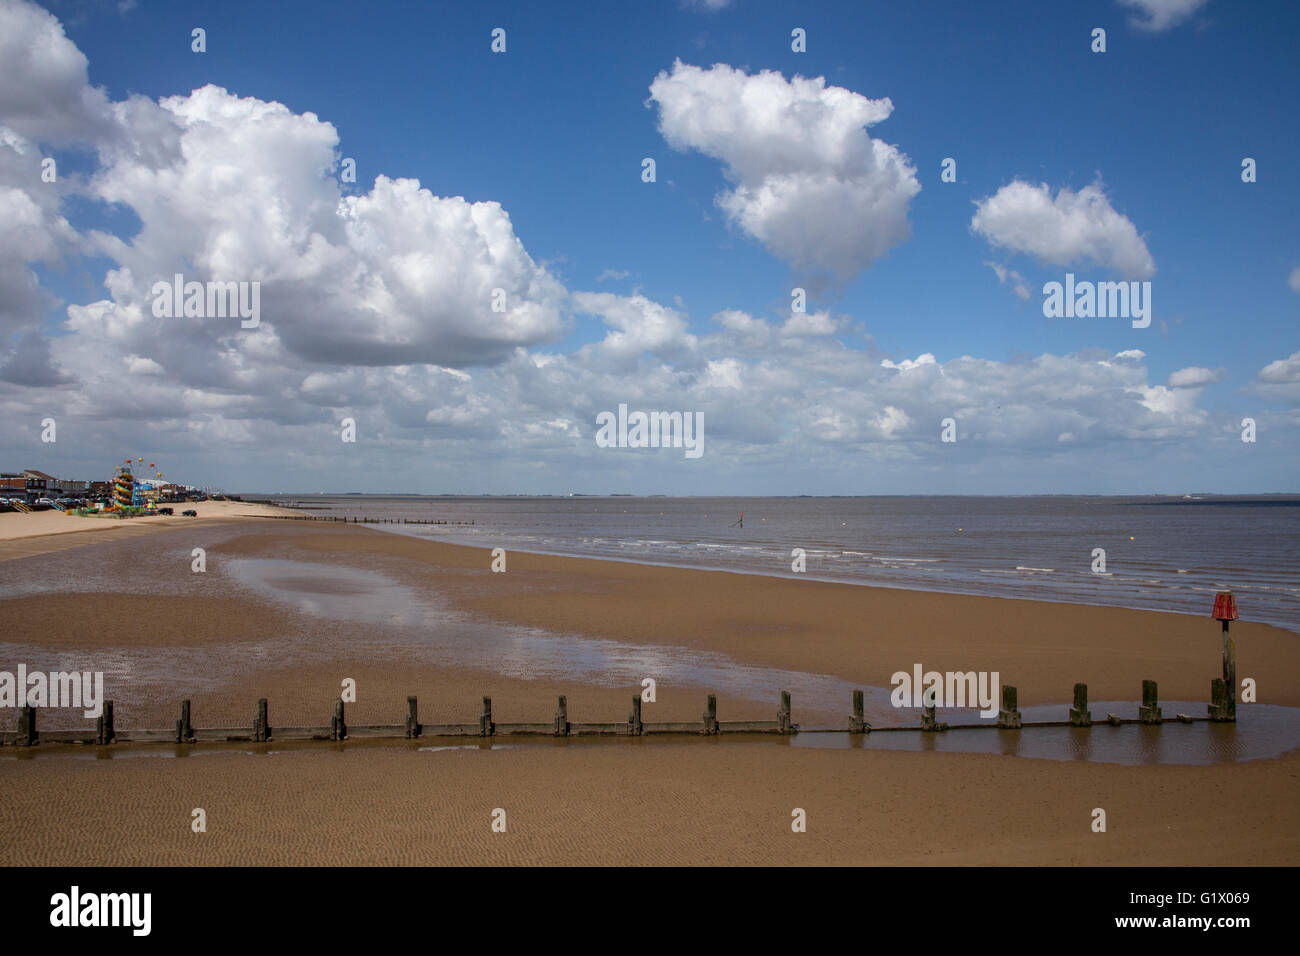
181, 509, 197, 517
156, 507, 174, 516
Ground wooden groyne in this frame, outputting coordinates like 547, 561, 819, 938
0, 678, 1236, 749
240, 513, 474, 525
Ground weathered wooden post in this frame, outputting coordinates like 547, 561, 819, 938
479, 696, 494, 737
1139, 680, 1162, 724
702, 694, 718, 735
997, 685, 1021, 729
405, 696, 421, 738
1069, 683, 1092, 727
553, 695, 570, 736
921, 687, 948, 732
331, 698, 346, 740
16, 706, 36, 747
628, 696, 643, 736
1209, 678, 1231, 722
849, 689, 867, 734
96, 700, 115, 744
1211, 591, 1238, 721
177, 699, 194, 743
777, 690, 792, 734
254, 698, 270, 742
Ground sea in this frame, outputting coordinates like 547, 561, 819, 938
249, 494, 1300, 634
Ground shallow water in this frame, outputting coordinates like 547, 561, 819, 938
260, 494, 1300, 632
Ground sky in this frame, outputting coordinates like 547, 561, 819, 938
0, 0, 1297, 495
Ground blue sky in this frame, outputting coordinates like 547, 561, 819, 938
2, 0, 1297, 494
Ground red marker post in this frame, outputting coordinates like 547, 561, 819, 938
1211, 591, 1238, 721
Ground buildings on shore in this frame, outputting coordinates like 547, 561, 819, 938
1, 468, 201, 505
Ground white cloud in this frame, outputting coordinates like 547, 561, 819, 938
972, 179, 1155, 279
781, 310, 839, 338
572, 291, 697, 361
0, 0, 113, 144
1118, 0, 1209, 32
881, 353, 938, 372
1250, 351, 1300, 404
78, 84, 569, 369
1167, 366, 1224, 388
648, 60, 919, 282
595, 269, 629, 282
1288, 266, 1300, 293
984, 260, 1031, 301
1257, 352, 1300, 384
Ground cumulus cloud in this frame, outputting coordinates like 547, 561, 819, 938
572, 292, 697, 362
971, 180, 1155, 279
648, 60, 920, 283
1118, 0, 1209, 32
1250, 351, 1300, 404
1167, 366, 1224, 388
0, 0, 113, 144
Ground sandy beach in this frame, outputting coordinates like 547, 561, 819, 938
1, 517, 1297, 866
0, 501, 284, 562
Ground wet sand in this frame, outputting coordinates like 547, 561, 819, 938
1, 520, 1297, 865
2, 742, 1296, 866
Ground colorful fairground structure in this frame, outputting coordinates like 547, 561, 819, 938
109, 458, 166, 512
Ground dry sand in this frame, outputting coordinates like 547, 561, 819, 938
1, 519, 1297, 866
0, 500, 284, 562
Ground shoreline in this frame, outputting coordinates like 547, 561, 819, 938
365, 522, 1300, 636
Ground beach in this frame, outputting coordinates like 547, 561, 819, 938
1, 513, 1298, 865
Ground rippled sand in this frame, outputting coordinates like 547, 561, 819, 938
1, 743, 1296, 866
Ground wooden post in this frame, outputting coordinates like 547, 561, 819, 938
997, 685, 1021, 729
554, 695, 569, 736
628, 696, 643, 736
332, 698, 346, 741
1069, 682, 1092, 727
16, 705, 36, 747
405, 697, 421, 738
1221, 620, 1237, 721
254, 698, 269, 742
921, 702, 936, 731
777, 690, 792, 734
96, 700, 115, 745
179, 699, 193, 742
849, 689, 867, 734
702, 694, 718, 735
1208, 678, 1232, 722
1139, 680, 1162, 724
479, 696, 494, 737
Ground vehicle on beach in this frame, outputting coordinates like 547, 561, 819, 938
182, 509, 197, 517
156, 507, 174, 515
